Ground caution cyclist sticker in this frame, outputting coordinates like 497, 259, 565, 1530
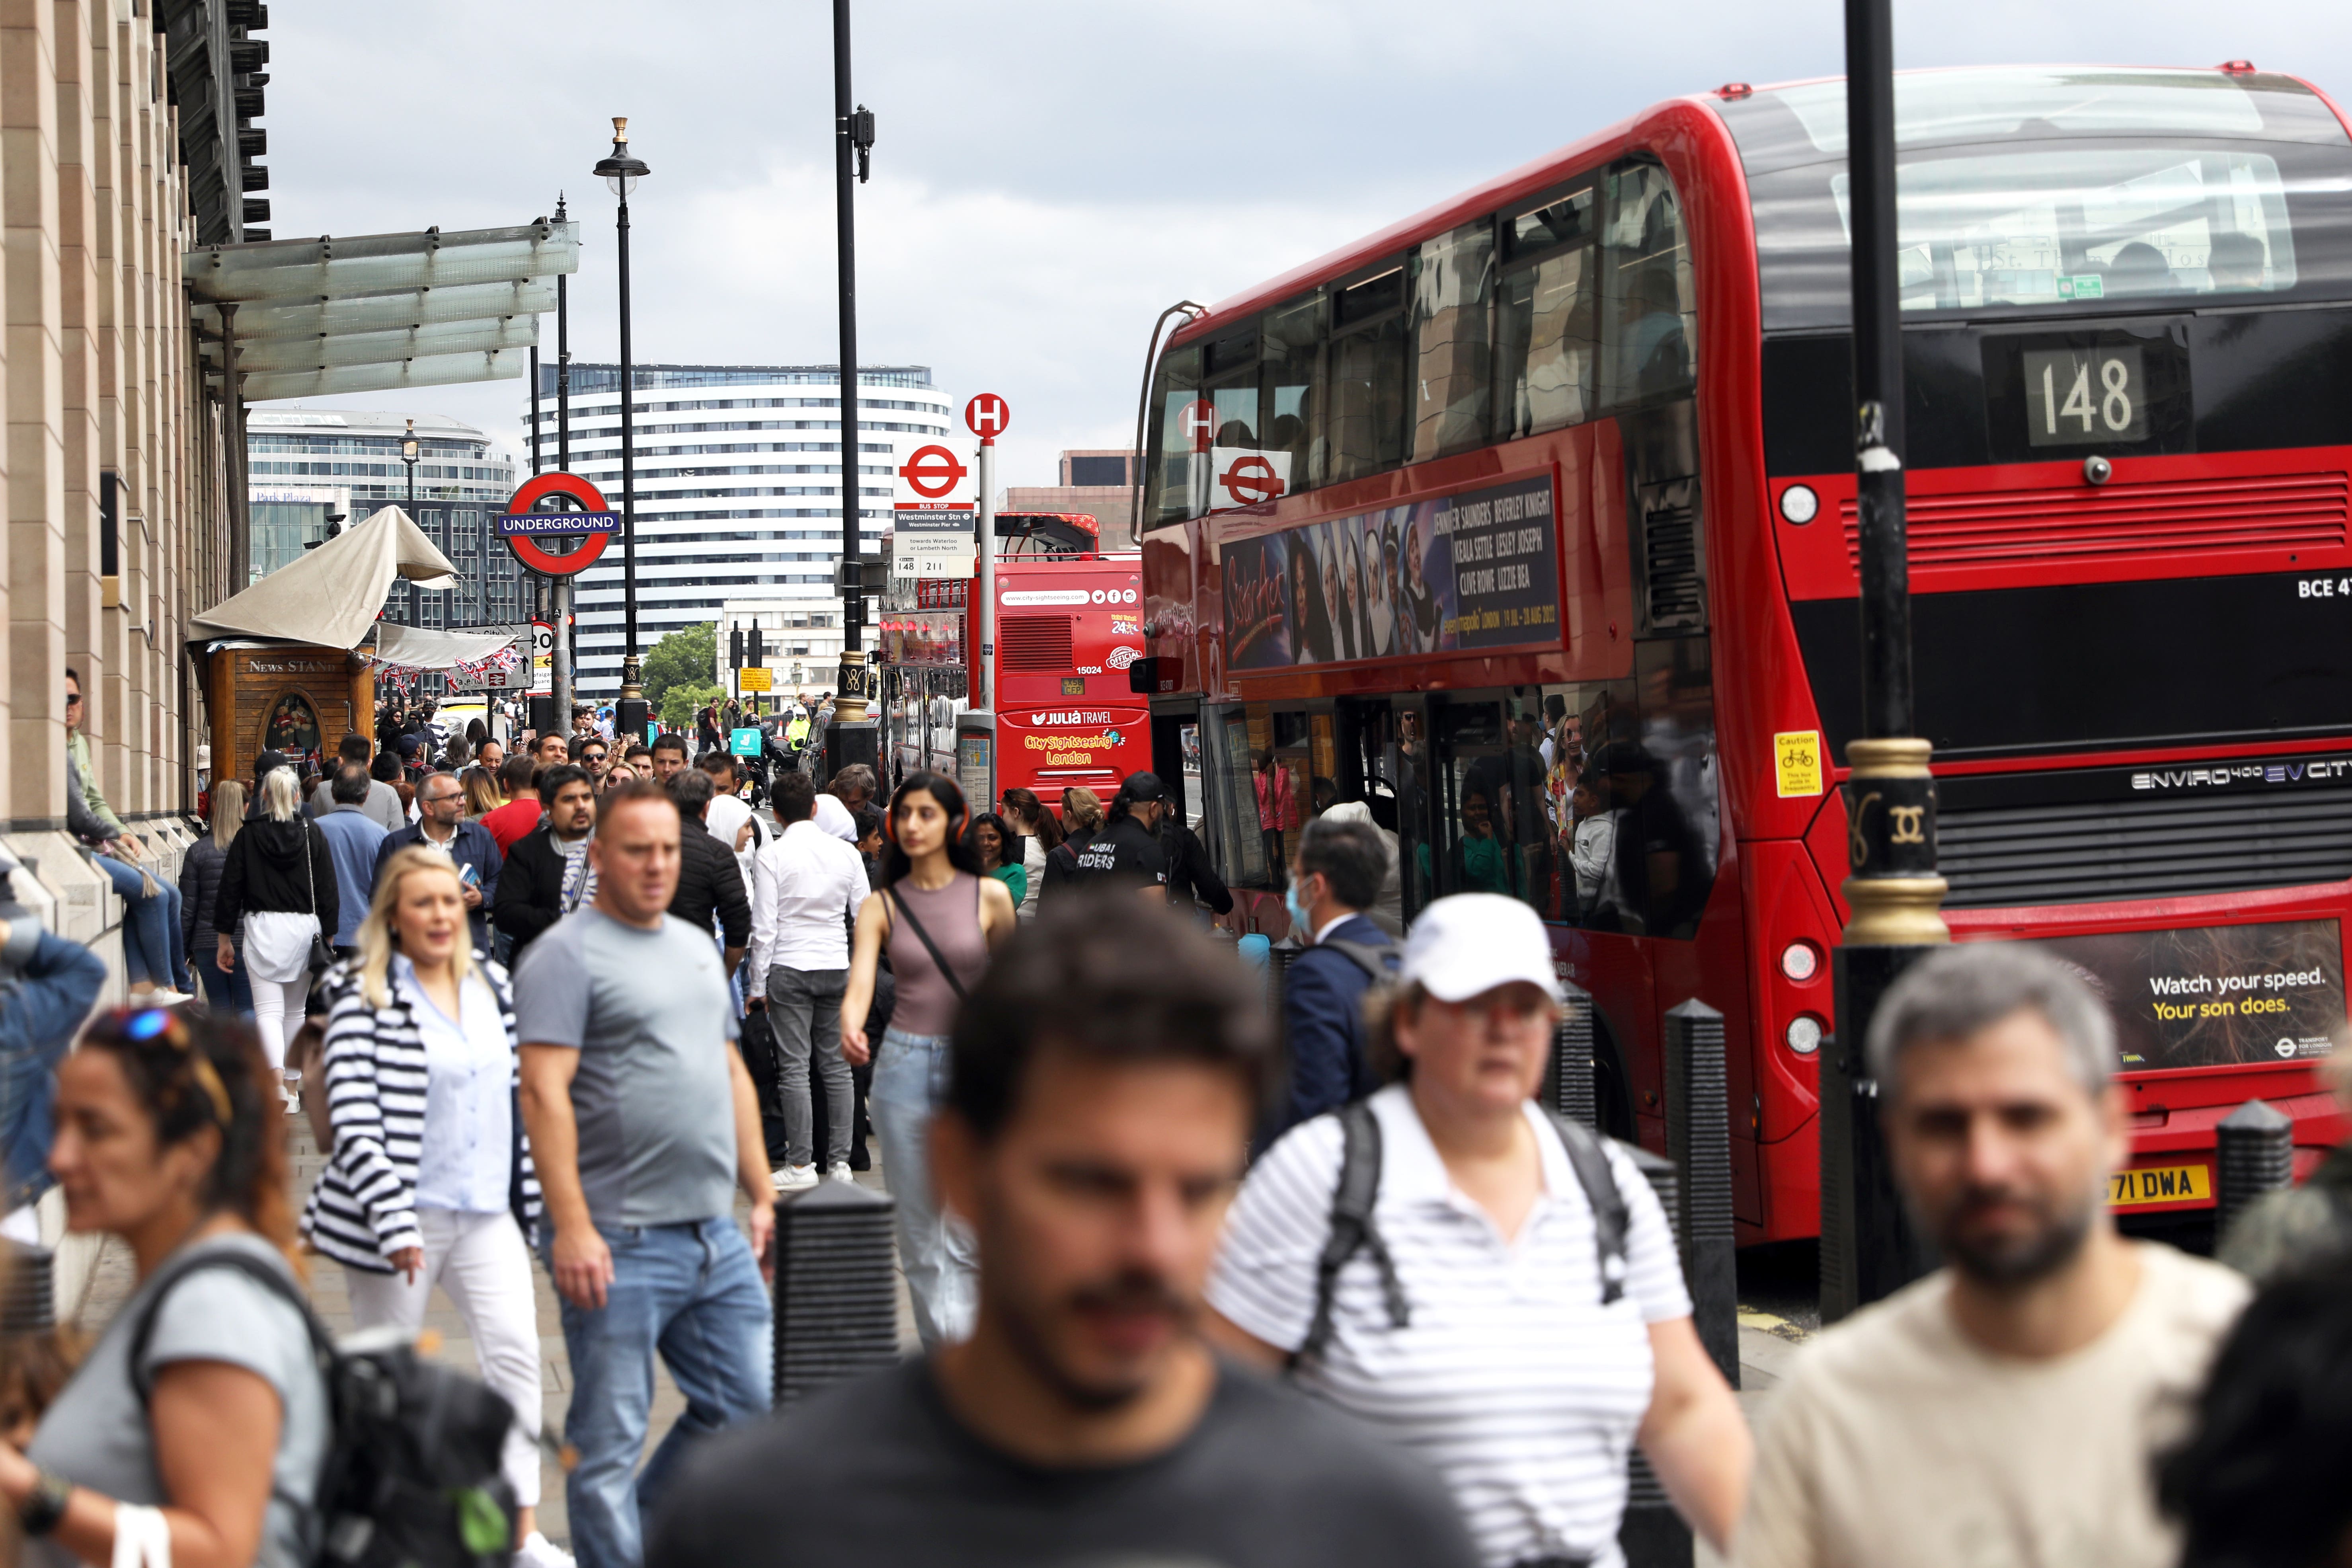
1774, 731, 1824, 798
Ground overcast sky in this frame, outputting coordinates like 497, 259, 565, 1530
264, 1, 2352, 491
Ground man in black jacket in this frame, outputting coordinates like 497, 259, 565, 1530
666, 766, 752, 981
492, 764, 596, 963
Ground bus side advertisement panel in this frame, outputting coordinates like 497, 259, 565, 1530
1221, 473, 1561, 673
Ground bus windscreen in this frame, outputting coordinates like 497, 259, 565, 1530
1716, 68, 2352, 331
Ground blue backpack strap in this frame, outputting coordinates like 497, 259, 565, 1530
1292, 1100, 1410, 1371
1543, 1109, 1630, 1305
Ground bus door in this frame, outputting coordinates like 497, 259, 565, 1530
1149, 702, 1199, 831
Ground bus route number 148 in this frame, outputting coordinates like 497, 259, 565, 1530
2024, 347, 2147, 448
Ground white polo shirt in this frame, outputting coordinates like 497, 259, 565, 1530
1211, 1084, 1691, 1568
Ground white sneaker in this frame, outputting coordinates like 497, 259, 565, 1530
771, 1164, 819, 1193
137, 988, 195, 1008
517, 1533, 575, 1568
825, 1162, 855, 1184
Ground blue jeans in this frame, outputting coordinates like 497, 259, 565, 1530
868, 1028, 977, 1347
95, 854, 184, 987
553, 1217, 772, 1568
196, 946, 254, 1015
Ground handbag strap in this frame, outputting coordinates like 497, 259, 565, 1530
300, 821, 318, 918
885, 884, 967, 1002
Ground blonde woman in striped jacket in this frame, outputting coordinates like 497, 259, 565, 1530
299, 846, 568, 1568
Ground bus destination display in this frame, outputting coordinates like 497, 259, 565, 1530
1222, 473, 1560, 671
2032, 918, 2345, 1071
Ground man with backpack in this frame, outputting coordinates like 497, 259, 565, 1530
1267, 815, 1395, 1145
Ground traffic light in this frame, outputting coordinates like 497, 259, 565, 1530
730, 626, 743, 669
749, 624, 764, 667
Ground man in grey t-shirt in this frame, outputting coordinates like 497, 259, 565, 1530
516, 779, 775, 1568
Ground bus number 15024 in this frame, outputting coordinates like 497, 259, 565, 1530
2024, 347, 2148, 448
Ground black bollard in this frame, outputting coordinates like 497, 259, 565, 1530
0, 1240, 55, 1333
1553, 979, 1599, 1130
1663, 999, 1738, 1389
1619, 1143, 1689, 1568
771, 1181, 900, 1408
2214, 1098, 2294, 1247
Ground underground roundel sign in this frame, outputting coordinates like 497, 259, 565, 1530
499, 472, 620, 575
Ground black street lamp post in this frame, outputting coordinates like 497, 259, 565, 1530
594, 119, 651, 741
830, 0, 878, 753
1821, 0, 1950, 1322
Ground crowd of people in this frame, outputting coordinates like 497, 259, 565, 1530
7, 706, 2352, 1568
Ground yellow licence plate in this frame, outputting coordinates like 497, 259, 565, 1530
2108, 1163, 2211, 1206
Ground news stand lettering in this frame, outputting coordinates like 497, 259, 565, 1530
2032, 918, 2344, 1071
1222, 473, 1558, 673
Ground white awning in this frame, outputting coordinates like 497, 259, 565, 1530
369, 623, 521, 672
186, 221, 579, 403
190, 505, 457, 648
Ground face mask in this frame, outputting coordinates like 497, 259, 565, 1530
1285, 875, 1313, 932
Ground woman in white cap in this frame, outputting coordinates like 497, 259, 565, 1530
1208, 893, 1749, 1568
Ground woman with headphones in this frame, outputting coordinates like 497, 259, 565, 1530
840, 770, 1016, 1347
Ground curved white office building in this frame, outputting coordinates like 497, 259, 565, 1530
526, 363, 955, 695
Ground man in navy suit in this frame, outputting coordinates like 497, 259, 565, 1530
1268, 815, 1398, 1144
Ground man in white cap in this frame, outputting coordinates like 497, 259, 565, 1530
1209, 893, 1750, 1567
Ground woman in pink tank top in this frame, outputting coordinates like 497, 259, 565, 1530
841, 771, 1016, 1347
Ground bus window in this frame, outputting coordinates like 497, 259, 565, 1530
1392, 704, 1434, 922
1600, 162, 1697, 412
1497, 187, 1599, 437
1261, 293, 1327, 493
1200, 706, 1270, 888
1205, 324, 1261, 449
1147, 341, 1204, 525
1578, 644, 1717, 938
1328, 265, 1409, 482
1411, 221, 1496, 461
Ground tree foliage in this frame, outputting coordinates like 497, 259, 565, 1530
641, 621, 717, 710
659, 680, 725, 735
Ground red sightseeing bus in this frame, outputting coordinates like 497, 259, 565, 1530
878, 513, 1151, 804
1135, 64, 2352, 1244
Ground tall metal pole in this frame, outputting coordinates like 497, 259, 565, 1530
593, 121, 652, 739
615, 167, 642, 733
832, 0, 870, 725
551, 195, 575, 737
1822, 0, 1948, 1324
220, 302, 248, 588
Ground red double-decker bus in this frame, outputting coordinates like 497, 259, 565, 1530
1135, 64, 2352, 1244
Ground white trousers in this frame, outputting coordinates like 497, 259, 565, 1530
344, 1207, 544, 1506
248, 975, 309, 1073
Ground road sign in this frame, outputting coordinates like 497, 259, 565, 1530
1183, 399, 1217, 454
739, 667, 773, 692
965, 394, 1010, 442
893, 501, 976, 579
529, 622, 555, 696
1216, 450, 1288, 507
899, 444, 969, 500
501, 473, 617, 575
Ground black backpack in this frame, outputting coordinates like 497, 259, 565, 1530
130, 1248, 520, 1568
1293, 1101, 1632, 1368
